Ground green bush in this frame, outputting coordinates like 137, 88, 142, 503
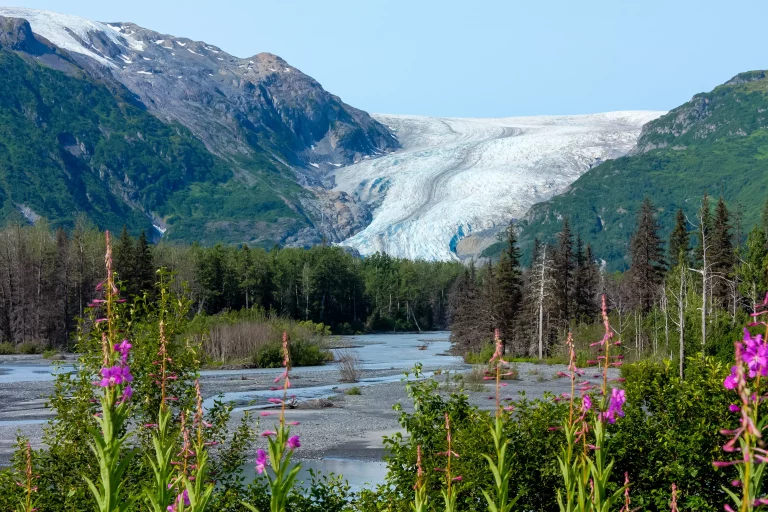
464, 343, 495, 364
252, 340, 330, 368
612, 356, 734, 511
16, 342, 40, 355
0, 342, 14, 355
41, 349, 58, 359
345, 387, 362, 396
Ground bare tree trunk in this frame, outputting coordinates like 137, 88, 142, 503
679, 269, 686, 379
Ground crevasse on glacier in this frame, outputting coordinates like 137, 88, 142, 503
332, 112, 664, 261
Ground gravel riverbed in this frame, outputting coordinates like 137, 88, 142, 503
0, 352, 617, 469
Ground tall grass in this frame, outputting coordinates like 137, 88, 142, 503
186, 308, 332, 366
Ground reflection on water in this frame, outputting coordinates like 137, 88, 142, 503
242, 458, 387, 494
0, 364, 74, 384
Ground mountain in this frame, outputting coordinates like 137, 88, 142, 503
0, 8, 396, 245
332, 112, 663, 261
518, 70, 768, 269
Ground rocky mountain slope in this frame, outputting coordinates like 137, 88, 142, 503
518, 70, 768, 269
0, 8, 396, 245
332, 112, 663, 261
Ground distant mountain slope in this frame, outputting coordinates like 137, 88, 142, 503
332, 112, 662, 261
518, 70, 768, 270
0, 9, 396, 245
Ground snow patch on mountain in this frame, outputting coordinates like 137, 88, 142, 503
0, 7, 124, 65
333, 111, 665, 261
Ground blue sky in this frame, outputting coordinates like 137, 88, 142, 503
5, 0, 767, 117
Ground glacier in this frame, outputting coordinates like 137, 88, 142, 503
333, 112, 665, 261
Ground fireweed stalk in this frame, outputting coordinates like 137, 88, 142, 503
556, 332, 590, 512
144, 319, 177, 512
717, 293, 768, 512
411, 445, 428, 512
558, 295, 627, 512
243, 332, 302, 512
435, 413, 461, 512
83, 232, 138, 512
671, 483, 679, 512
481, 329, 518, 512
16, 441, 38, 512
166, 380, 215, 512
182, 379, 216, 511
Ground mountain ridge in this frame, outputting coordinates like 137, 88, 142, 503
0, 8, 395, 245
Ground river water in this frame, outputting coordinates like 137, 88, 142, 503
0, 331, 461, 491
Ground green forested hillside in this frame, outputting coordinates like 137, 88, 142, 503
0, 48, 307, 244
518, 70, 768, 269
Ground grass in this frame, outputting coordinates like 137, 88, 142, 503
344, 387, 362, 396
42, 349, 59, 359
465, 344, 569, 366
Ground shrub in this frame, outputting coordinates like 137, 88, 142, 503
611, 356, 733, 511
42, 349, 59, 359
336, 349, 361, 382
345, 387, 362, 396
253, 340, 329, 368
464, 344, 495, 364
189, 308, 332, 365
16, 342, 40, 355
0, 342, 14, 355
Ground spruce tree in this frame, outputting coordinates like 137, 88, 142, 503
668, 208, 690, 268
710, 197, 734, 307
495, 224, 523, 353
627, 198, 666, 313
737, 225, 768, 308
448, 263, 484, 353
575, 243, 600, 321
134, 231, 155, 297
554, 218, 574, 327
113, 225, 135, 292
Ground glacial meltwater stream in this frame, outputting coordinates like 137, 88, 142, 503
0, 332, 463, 491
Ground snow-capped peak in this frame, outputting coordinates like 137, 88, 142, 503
0, 7, 130, 65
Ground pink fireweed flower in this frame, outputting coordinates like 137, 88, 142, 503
600, 388, 626, 424
98, 365, 133, 387
260, 412, 273, 417
267, 398, 283, 404
286, 435, 301, 450
724, 365, 741, 390
288, 421, 300, 425
743, 328, 768, 378
119, 385, 133, 403
582, 395, 592, 412
260, 430, 277, 437
113, 339, 132, 361
255, 449, 268, 474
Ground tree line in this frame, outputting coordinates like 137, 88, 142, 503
450, 195, 768, 374
0, 221, 463, 349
